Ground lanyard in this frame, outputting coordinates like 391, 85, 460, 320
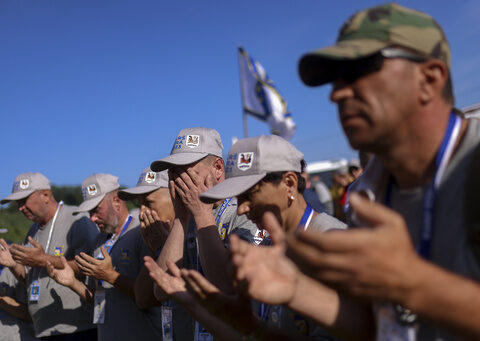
259, 204, 315, 320
215, 198, 232, 226
385, 112, 461, 259
44, 201, 64, 254
32, 201, 63, 281
103, 215, 133, 254
297, 204, 313, 231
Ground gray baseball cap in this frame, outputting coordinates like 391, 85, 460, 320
200, 135, 304, 203
1, 172, 51, 205
151, 127, 223, 172
118, 168, 169, 201
75, 173, 120, 213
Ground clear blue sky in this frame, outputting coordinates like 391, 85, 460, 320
1, 0, 479, 197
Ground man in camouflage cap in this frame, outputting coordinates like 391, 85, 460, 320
229, 3, 480, 340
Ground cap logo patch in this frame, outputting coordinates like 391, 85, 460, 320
238, 152, 254, 171
19, 179, 30, 190
87, 184, 98, 196
145, 172, 156, 183
186, 135, 200, 148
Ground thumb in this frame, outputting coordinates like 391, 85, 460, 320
262, 211, 286, 246
28, 236, 41, 248
349, 192, 403, 228
100, 246, 109, 259
0, 238, 8, 250
60, 256, 68, 268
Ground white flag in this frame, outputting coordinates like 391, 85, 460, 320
238, 46, 296, 140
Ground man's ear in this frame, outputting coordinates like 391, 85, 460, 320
111, 192, 122, 211
213, 157, 225, 181
418, 60, 448, 105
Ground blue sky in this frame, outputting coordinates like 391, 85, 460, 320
1, 0, 480, 197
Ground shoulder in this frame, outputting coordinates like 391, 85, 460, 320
309, 212, 347, 232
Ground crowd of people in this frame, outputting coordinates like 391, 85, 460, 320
1, 3, 480, 341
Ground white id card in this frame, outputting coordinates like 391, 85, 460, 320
93, 289, 106, 324
161, 303, 173, 341
375, 303, 417, 341
29, 280, 40, 302
194, 322, 213, 341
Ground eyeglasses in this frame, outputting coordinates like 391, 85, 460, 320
335, 47, 428, 83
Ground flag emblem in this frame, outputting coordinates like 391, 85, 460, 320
238, 152, 254, 171
20, 179, 30, 190
87, 184, 97, 196
186, 135, 200, 148
145, 172, 156, 183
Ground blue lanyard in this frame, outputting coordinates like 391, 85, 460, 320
259, 204, 315, 320
297, 204, 313, 231
103, 215, 133, 254
385, 112, 461, 259
215, 198, 232, 226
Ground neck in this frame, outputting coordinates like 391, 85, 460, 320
284, 196, 308, 233
114, 212, 130, 235
377, 106, 464, 189
40, 200, 59, 226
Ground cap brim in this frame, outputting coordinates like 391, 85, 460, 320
118, 185, 160, 201
298, 39, 387, 86
151, 153, 209, 172
74, 194, 105, 214
200, 174, 266, 204
0, 190, 35, 205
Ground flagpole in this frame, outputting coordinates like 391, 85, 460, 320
238, 46, 248, 138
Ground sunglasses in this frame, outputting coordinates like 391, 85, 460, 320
335, 47, 428, 83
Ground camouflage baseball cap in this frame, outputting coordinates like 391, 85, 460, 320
299, 3, 450, 86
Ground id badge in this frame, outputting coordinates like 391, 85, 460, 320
161, 303, 173, 341
93, 289, 106, 324
375, 303, 417, 341
194, 322, 213, 341
29, 280, 40, 302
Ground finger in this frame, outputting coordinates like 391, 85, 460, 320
100, 247, 109, 260
173, 177, 189, 198
261, 212, 286, 246
28, 236, 41, 248
75, 255, 95, 269
185, 168, 204, 189
60, 256, 69, 268
166, 260, 181, 278
294, 228, 373, 253
181, 269, 207, 300
79, 252, 99, 264
186, 270, 219, 294
349, 192, 404, 228
229, 234, 250, 256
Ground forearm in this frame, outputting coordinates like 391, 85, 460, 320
134, 266, 161, 309
0, 296, 32, 321
196, 226, 234, 293
402, 259, 480, 340
69, 278, 95, 304
105, 272, 136, 300
8, 263, 26, 286
176, 298, 244, 341
157, 218, 186, 270
288, 273, 375, 341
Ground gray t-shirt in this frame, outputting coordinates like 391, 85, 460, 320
0, 267, 36, 341
89, 217, 162, 341
350, 117, 480, 340
173, 197, 258, 341
24, 204, 99, 337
